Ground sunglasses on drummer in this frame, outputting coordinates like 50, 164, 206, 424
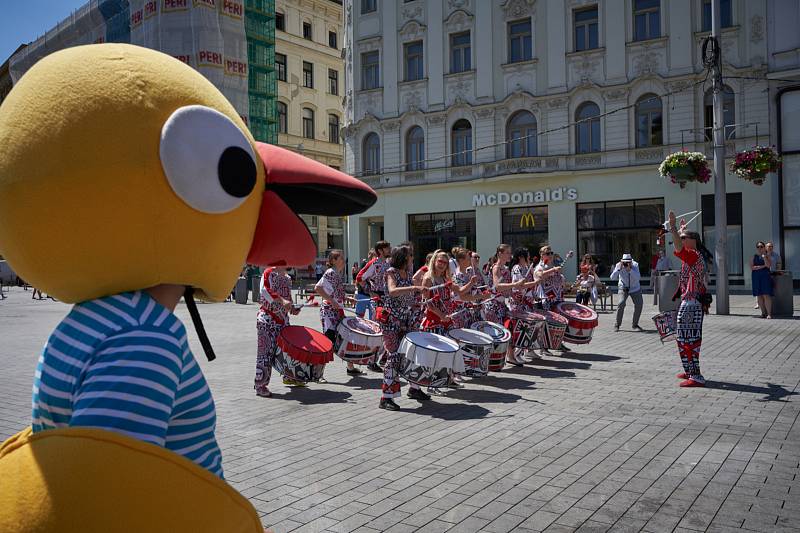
543, 251, 553, 256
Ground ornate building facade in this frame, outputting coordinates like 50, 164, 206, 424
343, 0, 790, 288
276, 0, 347, 256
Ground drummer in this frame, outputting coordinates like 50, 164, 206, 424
533, 245, 571, 354
412, 252, 433, 286
420, 250, 478, 335
452, 247, 489, 326
509, 247, 540, 314
256, 266, 301, 396
315, 249, 363, 379
355, 240, 391, 372
484, 244, 525, 366
378, 245, 429, 410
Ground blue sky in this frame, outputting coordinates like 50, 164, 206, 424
1, 0, 88, 63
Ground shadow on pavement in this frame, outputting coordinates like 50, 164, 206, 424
527, 358, 591, 370
503, 365, 577, 379
443, 388, 524, 404
704, 381, 799, 402
275, 388, 354, 404
561, 352, 623, 362
477, 375, 536, 390
410, 402, 492, 420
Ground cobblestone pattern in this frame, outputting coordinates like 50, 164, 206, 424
1, 288, 798, 533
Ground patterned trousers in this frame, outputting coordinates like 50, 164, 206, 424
256, 313, 284, 391
381, 317, 419, 398
676, 300, 704, 382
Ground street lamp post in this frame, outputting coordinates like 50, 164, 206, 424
711, 0, 730, 314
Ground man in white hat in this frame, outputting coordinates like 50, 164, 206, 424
610, 253, 643, 332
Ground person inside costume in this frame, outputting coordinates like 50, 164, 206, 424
0, 43, 375, 533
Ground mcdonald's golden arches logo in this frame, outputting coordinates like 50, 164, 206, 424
519, 212, 536, 228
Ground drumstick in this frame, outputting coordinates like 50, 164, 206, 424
662, 210, 701, 229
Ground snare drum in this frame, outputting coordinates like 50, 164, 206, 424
398, 331, 463, 388
470, 321, 511, 372
447, 328, 494, 377
506, 310, 545, 350
555, 302, 598, 344
274, 326, 333, 382
541, 311, 568, 349
336, 316, 383, 364
652, 311, 677, 343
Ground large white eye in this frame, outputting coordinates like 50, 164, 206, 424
160, 105, 257, 214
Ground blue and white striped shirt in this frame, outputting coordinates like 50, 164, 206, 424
31, 291, 223, 478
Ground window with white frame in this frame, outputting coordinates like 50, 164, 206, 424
404, 41, 424, 81
702, 0, 732, 32
633, 0, 660, 41
406, 126, 425, 171
361, 51, 380, 90
302, 108, 314, 139
635, 94, 663, 147
574, 5, 599, 51
451, 119, 473, 166
507, 111, 538, 158
277, 101, 287, 134
361, 0, 376, 14
575, 102, 601, 153
450, 31, 471, 73
363, 133, 380, 175
328, 114, 340, 144
508, 19, 533, 62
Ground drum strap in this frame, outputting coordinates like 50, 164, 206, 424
184, 287, 216, 362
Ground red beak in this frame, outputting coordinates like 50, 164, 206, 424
246, 143, 377, 267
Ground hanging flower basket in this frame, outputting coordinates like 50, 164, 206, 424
658, 151, 711, 189
730, 146, 781, 186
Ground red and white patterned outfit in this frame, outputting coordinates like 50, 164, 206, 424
510, 263, 535, 313
316, 267, 346, 340
379, 267, 419, 399
255, 268, 292, 392
420, 277, 458, 335
675, 248, 707, 383
534, 262, 564, 311
356, 257, 389, 296
483, 264, 511, 324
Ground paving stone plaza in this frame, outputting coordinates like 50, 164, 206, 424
1, 288, 798, 533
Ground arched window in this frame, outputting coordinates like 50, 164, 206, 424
328, 114, 340, 144
302, 108, 314, 139
506, 111, 538, 158
451, 119, 472, 166
406, 126, 425, 171
277, 102, 287, 134
704, 86, 735, 140
575, 102, 601, 153
635, 94, 662, 147
363, 133, 380, 175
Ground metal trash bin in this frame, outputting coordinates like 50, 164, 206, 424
658, 271, 679, 312
772, 270, 794, 318
251, 275, 261, 303
234, 277, 248, 304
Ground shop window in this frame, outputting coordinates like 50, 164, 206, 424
702, 193, 744, 276
363, 133, 380, 175
302, 108, 314, 139
633, 0, 660, 41
702, 0, 732, 32
328, 68, 338, 95
328, 114, 340, 144
506, 111, 537, 158
451, 119, 473, 166
574, 5, 599, 51
404, 41, 424, 81
406, 126, 425, 171
635, 94, 663, 147
275, 53, 286, 82
450, 31, 471, 73
408, 211, 476, 270
575, 102, 601, 153
704, 86, 735, 140
361, 51, 380, 90
508, 19, 533, 63
576, 198, 664, 277
302, 61, 313, 88
277, 101, 287, 134
502, 206, 549, 257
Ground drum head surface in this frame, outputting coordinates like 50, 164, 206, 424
448, 328, 494, 346
544, 311, 569, 325
556, 302, 598, 321
341, 317, 382, 336
470, 321, 512, 342
511, 309, 546, 322
279, 326, 332, 355
404, 331, 460, 352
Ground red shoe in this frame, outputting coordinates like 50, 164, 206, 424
679, 378, 705, 387
676, 372, 688, 379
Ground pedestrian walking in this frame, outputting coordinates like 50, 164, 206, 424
610, 253, 643, 332
751, 241, 773, 319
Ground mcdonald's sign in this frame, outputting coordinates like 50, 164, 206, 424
520, 212, 536, 228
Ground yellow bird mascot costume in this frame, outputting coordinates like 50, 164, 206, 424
0, 43, 375, 533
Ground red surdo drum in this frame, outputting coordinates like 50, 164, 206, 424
555, 302, 599, 344
652, 310, 677, 343
274, 326, 333, 382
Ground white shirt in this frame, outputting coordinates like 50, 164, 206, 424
610, 260, 641, 293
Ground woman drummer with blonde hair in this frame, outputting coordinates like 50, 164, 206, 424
419, 249, 477, 335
